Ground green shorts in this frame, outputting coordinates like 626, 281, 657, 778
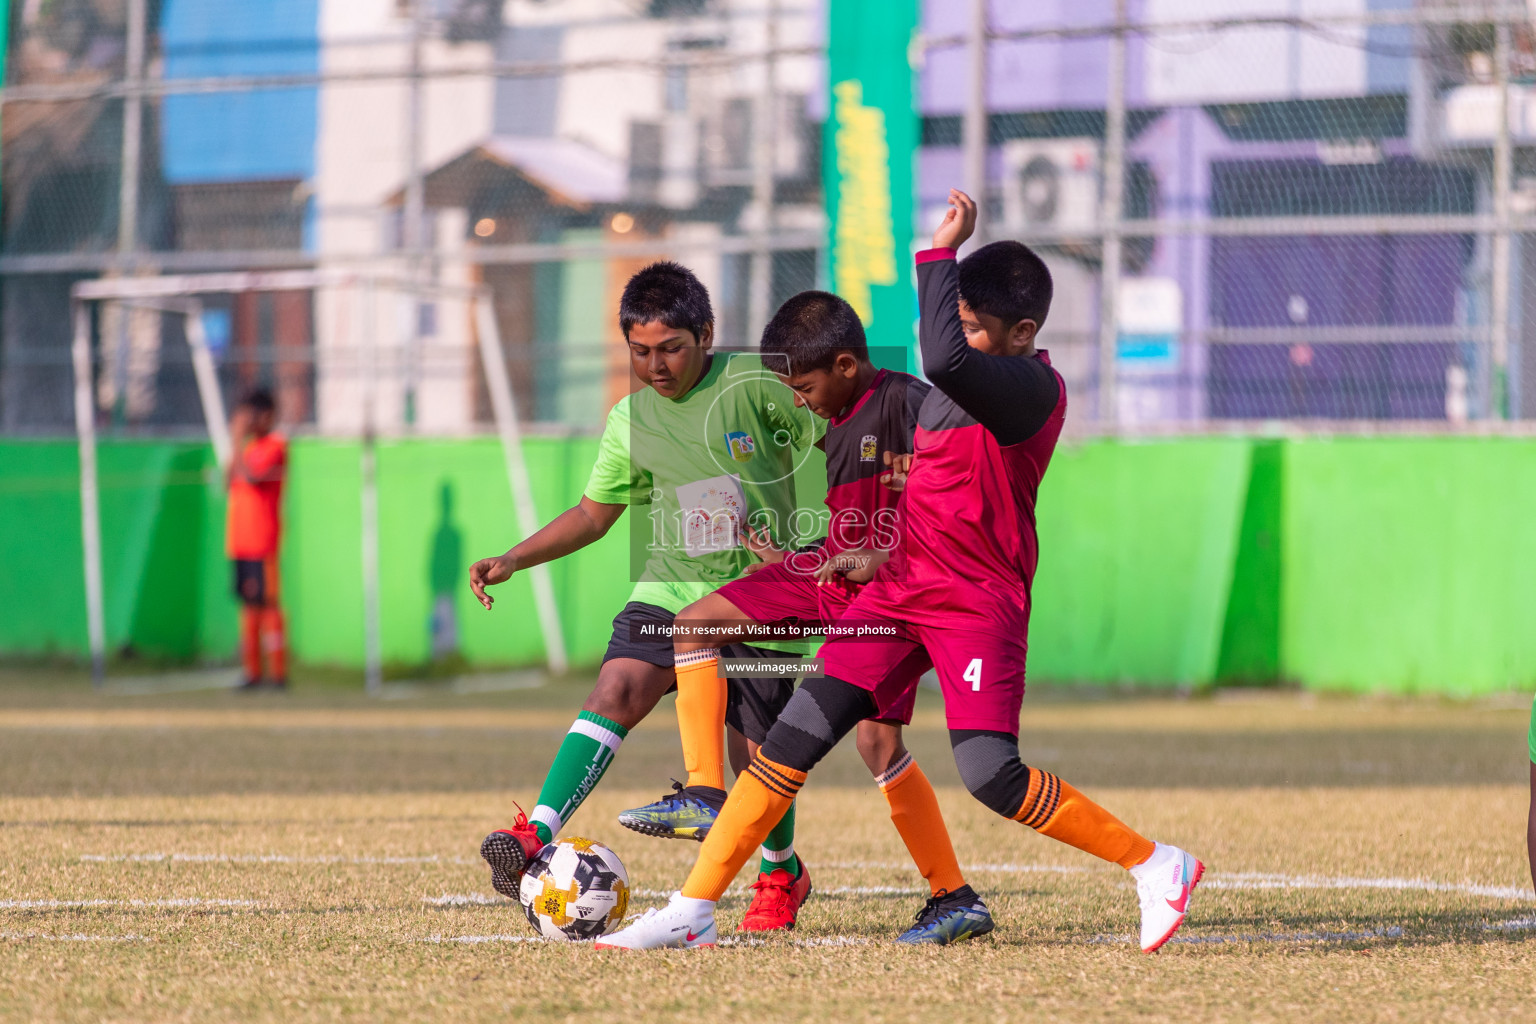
1528, 694, 1536, 764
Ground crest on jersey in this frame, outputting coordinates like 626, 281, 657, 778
860, 434, 877, 462
723, 430, 755, 462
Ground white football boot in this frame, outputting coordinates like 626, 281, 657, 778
1130, 842, 1204, 953
593, 892, 718, 950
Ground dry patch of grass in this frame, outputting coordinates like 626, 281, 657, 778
0, 683, 1532, 1022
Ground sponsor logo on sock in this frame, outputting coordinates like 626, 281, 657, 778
560, 756, 613, 822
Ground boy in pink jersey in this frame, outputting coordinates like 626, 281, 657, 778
599, 190, 1204, 954
617, 290, 988, 943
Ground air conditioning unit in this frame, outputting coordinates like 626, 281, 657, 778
1001, 138, 1101, 235
628, 115, 700, 208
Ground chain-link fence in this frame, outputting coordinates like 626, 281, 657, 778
4, 0, 1536, 437
0, 0, 825, 438
927, 0, 1536, 431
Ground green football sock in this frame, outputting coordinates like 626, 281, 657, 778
529, 710, 628, 844
758, 799, 800, 877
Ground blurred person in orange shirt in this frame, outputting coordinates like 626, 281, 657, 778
227, 387, 288, 690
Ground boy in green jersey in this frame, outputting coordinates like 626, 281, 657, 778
468, 262, 822, 924
1528, 695, 1535, 895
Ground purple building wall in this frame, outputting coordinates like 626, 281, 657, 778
915, 1, 1472, 420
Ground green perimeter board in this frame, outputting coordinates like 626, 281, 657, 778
1027, 438, 1251, 687
1215, 439, 1283, 684
0, 440, 91, 656
13, 435, 1536, 695
0, 436, 828, 670
283, 436, 632, 669
0, 440, 228, 660
280, 441, 366, 666
1280, 437, 1536, 695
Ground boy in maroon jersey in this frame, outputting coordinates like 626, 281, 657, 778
617, 291, 990, 943
599, 191, 1203, 953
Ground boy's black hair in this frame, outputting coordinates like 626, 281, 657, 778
618, 260, 714, 341
239, 386, 276, 414
958, 240, 1053, 328
758, 290, 868, 375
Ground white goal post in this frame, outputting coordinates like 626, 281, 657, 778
69, 269, 568, 688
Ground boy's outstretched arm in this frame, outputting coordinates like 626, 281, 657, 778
469, 496, 624, 609
918, 189, 1059, 447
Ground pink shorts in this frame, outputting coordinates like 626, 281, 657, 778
715, 559, 918, 725
715, 556, 855, 627
819, 615, 1027, 735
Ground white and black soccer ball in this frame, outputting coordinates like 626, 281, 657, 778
518, 837, 630, 941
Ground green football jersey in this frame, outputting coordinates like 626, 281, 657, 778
584, 352, 825, 653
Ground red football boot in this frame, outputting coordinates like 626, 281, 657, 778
738, 861, 813, 932
479, 808, 546, 900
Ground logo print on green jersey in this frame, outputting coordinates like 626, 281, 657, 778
723, 431, 755, 462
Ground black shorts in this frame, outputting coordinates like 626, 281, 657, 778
603, 601, 801, 745
232, 559, 268, 606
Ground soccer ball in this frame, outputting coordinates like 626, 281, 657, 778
518, 836, 630, 941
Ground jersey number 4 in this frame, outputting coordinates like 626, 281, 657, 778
964, 658, 983, 692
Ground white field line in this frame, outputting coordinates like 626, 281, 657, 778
719, 935, 871, 948
829, 861, 1090, 876
424, 890, 688, 904
1170, 925, 1405, 945
421, 885, 926, 908
379, 671, 547, 700
1203, 871, 1533, 901
1, 897, 256, 910
738, 929, 1406, 948
1484, 916, 1536, 932
82, 856, 1535, 905
423, 893, 506, 907
100, 670, 240, 696
82, 853, 475, 866
629, 885, 923, 900
422, 921, 1508, 949
840, 862, 1532, 901
417, 933, 873, 948
0, 932, 152, 942
1090, 926, 1405, 946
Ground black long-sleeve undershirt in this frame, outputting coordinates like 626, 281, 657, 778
916, 250, 1060, 447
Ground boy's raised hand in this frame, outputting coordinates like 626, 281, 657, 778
932, 188, 977, 251
469, 554, 515, 609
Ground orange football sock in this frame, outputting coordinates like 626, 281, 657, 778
240, 606, 263, 680
681, 754, 804, 901
877, 752, 966, 896
262, 607, 288, 681
675, 649, 726, 790
1015, 769, 1155, 869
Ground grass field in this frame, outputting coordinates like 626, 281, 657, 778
1, 667, 1532, 1022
